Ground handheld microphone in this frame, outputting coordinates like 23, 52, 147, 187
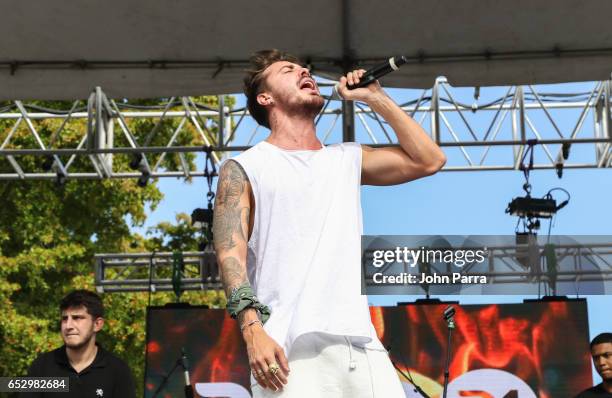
347, 56, 408, 90
181, 348, 194, 398
331, 56, 408, 99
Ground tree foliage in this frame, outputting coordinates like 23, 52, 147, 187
0, 97, 231, 396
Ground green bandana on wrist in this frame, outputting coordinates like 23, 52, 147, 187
227, 284, 271, 324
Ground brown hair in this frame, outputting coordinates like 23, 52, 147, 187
243, 49, 303, 129
60, 289, 104, 319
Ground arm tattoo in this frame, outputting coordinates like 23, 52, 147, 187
213, 160, 250, 250
213, 160, 253, 327
220, 256, 255, 327
220, 256, 247, 297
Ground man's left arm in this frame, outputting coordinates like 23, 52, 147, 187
338, 69, 447, 185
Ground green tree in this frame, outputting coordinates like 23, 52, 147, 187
0, 97, 231, 396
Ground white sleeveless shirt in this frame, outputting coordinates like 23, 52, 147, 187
232, 141, 384, 356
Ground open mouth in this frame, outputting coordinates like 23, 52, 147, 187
299, 78, 317, 91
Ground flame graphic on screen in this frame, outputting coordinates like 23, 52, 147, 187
145, 302, 591, 398
144, 309, 250, 396
375, 302, 590, 398
193, 314, 247, 384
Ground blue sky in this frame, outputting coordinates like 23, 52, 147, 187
136, 80, 611, 383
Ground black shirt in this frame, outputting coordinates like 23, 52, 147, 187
20, 345, 136, 398
575, 383, 612, 398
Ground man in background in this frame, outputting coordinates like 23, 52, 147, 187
21, 290, 136, 398
575, 332, 612, 397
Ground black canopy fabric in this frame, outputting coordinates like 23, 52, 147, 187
2, 0, 611, 100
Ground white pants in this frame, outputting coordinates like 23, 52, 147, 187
251, 332, 406, 398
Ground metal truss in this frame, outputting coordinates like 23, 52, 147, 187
94, 251, 220, 293
97, 240, 612, 293
1, 78, 611, 180
342, 77, 612, 172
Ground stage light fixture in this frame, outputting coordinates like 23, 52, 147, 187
130, 153, 151, 187
56, 170, 67, 186
514, 232, 540, 270
42, 155, 54, 172
129, 153, 143, 170
192, 206, 214, 251
562, 142, 571, 160
191, 207, 213, 230
555, 143, 571, 178
506, 196, 558, 219
555, 162, 564, 179
137, 171, 150, 187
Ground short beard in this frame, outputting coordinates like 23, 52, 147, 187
288, 94, 325, 119
306, 94, 325, 115
64, 332, 94, 350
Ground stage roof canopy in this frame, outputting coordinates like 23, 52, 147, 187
2, 0, 612, 100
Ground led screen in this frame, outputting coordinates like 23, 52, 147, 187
144, 300, 591, 398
